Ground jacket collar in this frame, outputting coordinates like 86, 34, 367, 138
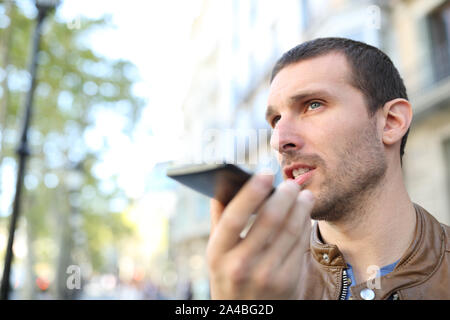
310, 220, 346, 267
309, 203, 446, 299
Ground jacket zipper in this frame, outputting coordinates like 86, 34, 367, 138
339, 269, 349, 300
339, 265, 401, 300
339, 269, 400, 300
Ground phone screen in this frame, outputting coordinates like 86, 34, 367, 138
166, 163, 253, 206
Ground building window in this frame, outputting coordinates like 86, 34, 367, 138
429, 1, 450, 82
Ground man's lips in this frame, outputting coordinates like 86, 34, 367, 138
284, 164, 316, 179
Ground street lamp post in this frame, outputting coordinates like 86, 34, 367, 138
0, 0, 59, 300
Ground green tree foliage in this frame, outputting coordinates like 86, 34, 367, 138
0, 2, 144, 296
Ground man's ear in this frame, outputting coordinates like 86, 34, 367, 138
381, 98, 413, 146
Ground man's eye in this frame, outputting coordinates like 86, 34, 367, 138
307, 101, 322, 111
271, 115, 280, 127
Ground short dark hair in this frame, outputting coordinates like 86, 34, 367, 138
271, 37, 410, 164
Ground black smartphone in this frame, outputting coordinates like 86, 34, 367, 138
166, 163, 271, 206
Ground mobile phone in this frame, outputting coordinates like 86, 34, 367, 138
166, 163, 272, 206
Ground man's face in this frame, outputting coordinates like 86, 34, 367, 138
266, 52, 387, 222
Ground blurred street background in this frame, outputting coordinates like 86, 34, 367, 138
0, 0, 449, 299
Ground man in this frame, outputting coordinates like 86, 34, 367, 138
206, 37, 450, 300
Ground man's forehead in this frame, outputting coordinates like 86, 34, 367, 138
269, 52, 353, 98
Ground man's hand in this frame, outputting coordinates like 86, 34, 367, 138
206, 173, 315, 299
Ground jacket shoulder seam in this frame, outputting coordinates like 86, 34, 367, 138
395, 211, 426, 270
441, 223, 450, 252
398, 224, 447, 298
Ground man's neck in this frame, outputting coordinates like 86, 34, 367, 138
317, 164, 417, 284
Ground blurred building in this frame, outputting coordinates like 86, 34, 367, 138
391, 0, 450, 225
168, 0, 450, 299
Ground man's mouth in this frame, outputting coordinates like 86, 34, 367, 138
285, 164, 316, 186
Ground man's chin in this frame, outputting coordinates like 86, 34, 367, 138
309, 197, 345, 222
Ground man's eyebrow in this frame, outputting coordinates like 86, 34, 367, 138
265, 90, 333, 121
289, 89, 333, 103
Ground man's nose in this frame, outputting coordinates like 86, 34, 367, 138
270, 118, 305, 153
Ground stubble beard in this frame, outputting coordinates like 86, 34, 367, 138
310, 120, 388, 223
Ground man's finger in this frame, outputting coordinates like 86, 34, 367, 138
260, 190, 314, 267
239, 180, 301, 255
210, 172, 274, 254
274, 238, 304, 297
210, 198, 225, 234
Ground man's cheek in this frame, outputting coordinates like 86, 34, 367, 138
276, 152, 283, 164
269, 131, 280, 151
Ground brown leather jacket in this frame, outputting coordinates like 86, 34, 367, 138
297, 203, 450, 300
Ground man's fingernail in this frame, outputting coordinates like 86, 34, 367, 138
256, 167, 274, 175
299, 189, 315, 203
284, 179, 301, 190
255, 171, 274, 186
